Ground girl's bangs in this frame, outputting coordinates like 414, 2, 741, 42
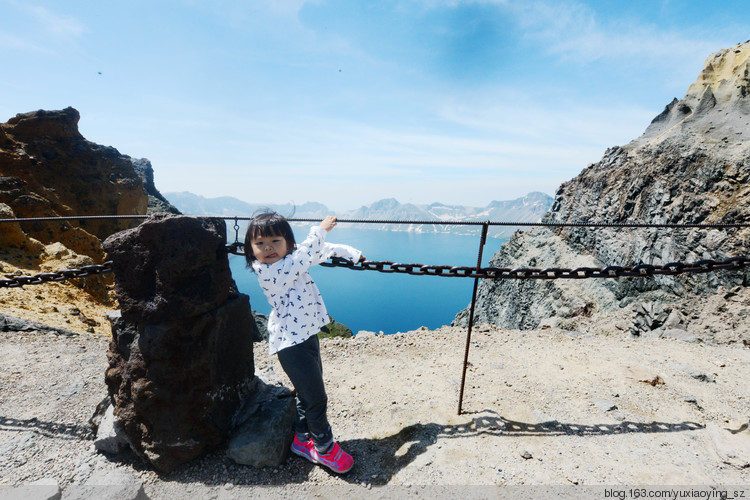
248, 223, 284, 240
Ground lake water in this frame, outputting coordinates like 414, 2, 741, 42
229, 227, 508, 335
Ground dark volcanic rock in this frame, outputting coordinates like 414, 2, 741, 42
103, 215, 232, 324
6, 107, 84, 141
0, 313, 77, 336
130, 158, 181, 215
105, 295, 256, 472
103, 215, 259, 472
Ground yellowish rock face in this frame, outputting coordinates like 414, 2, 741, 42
687, 41, 750, 103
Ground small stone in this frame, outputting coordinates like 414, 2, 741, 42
591, 399, 618, 411
673, 363, 716, 383
621, 366, 665, 386
683, 397, 703, 410
521, 451, 533, 460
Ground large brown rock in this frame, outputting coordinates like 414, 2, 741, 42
0, 202, 43, 252
103, 215, 233, 324
103, 215, 259, 472
0, 107, 148, 247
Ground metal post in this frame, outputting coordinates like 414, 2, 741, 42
457, 221, 489, 415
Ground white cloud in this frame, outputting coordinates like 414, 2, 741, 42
507, 0, 721, 70
0, 31, 50, 53
0, 2, 83, 54
24, 4, 84, 39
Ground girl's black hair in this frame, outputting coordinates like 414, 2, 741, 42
244, 211, 296, 267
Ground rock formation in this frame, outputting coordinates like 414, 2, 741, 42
454, 41, 750, 344
102, 215, 259, 472
0, 107, 179, 259
0, 107, 181, 319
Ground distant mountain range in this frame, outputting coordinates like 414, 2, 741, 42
163, 191, 553, 239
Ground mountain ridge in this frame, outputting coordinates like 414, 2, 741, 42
164, 191, 553, 239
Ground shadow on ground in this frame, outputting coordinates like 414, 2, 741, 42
335, 410, 704, 486
2, 410, 703, 487
0, 415, 92, 440
160, 409, 703, 486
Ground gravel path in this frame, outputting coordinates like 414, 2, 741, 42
1, 325, 749, 498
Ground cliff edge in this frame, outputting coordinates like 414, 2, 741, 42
454, 41, 750, 344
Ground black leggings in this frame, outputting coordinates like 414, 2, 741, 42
276, 335, 333, 452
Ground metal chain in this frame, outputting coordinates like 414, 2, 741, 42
0, 262, 113, 288
316, 255, 750, 279
3, 254, 748, 289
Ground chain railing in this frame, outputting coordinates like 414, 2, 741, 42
319, 255, 750, 278
4, 255, 749, 288
3, 213, 749, 414
0, 263, 113, 288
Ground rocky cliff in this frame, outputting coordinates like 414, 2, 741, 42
0, 107, 178, 253
0, 107, 179, 334
454, 41, 750, 344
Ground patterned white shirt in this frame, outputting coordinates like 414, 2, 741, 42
252, 225, 362, 355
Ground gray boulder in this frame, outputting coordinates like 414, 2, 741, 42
227, 379, 296, 468
62, 470, 145, 500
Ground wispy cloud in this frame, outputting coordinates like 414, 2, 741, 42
507, 0, 720, 69
0, 31, 50, 53
437, 94, 655, 149
23, 4, 84, 39
0, 1, 84, 54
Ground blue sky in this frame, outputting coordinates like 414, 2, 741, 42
1, 1, 748, 210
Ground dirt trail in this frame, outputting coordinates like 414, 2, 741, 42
1, 323, 749, 498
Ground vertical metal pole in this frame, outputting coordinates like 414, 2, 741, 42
458, 222, 489, 415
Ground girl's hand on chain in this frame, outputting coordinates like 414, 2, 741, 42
320, 216, 337, 232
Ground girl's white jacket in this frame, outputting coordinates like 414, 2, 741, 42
251, 225, 362, 355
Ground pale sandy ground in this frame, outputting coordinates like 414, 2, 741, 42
1, 319, 749, 499
1, 257, 749, 498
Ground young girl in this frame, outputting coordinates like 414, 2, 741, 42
245, 212, 365, 474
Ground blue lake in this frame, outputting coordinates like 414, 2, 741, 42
229, 227, 508, 334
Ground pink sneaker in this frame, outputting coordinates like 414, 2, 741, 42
290, 435, 315, 463
311, 442, 354, 474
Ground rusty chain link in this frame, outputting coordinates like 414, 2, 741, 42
316, 255, 750, 279
0, 262, 113, 288
224, 244, 750, 280
3, 254, 748, 289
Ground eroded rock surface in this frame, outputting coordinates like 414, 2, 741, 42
455, 42, 750, 344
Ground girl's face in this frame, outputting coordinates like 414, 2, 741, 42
250, 233, 289, 265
